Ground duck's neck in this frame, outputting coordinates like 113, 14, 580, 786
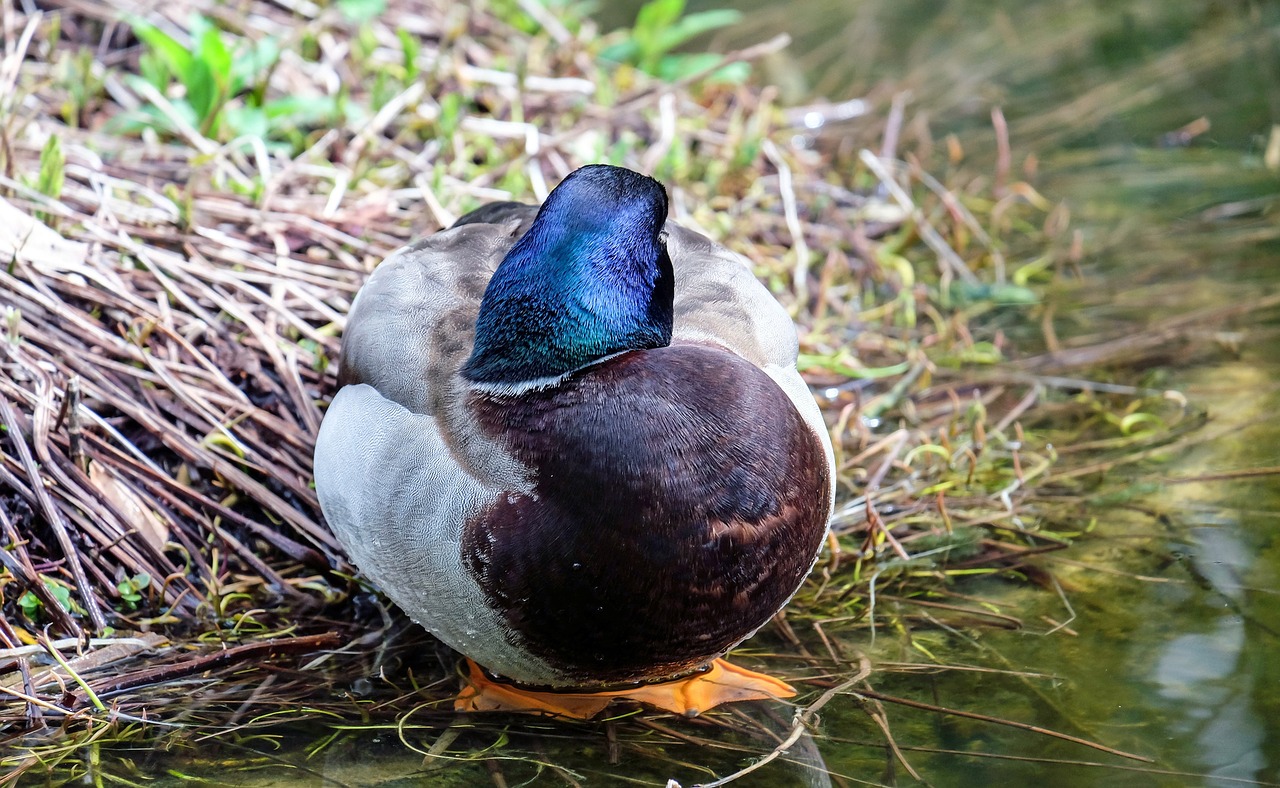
462, 166, 674, 394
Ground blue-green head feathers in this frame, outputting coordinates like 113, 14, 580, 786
462, 165, 674, 389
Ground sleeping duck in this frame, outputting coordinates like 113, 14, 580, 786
314, 164, 835, 719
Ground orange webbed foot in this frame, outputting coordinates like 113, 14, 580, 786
454, 658, 795, 720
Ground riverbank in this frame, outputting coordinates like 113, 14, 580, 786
0, 0, 1176, 783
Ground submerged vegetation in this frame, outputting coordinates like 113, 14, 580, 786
0, 0, 1245, 784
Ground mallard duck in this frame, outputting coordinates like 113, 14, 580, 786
314, 164, 834, 719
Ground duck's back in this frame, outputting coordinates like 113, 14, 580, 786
315, 205, 834, 688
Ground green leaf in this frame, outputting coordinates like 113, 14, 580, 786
18, 590, 39, 619
797, 354, 911, 380
904, 443, 952, 465
635, 0, 685, 37
103, 100, 196, 137
47, 581, 73, 612
1013, 254, 1055, 286
634, 0, 684, 68
599, 40, 641, 65
654, 8, 741, 53
261, 95, 341, 125
193, 19, 233, 93
656, 52, 722, 81
138, 50, 171, 91
116, 572, 151, 610
948, 281, 1040, 306
184, 58, 220, 127
233, 37, 281, 95
338, 0, 388, 22
1119, 412, 1164, 435
221, 105, 269, 139
604, 0, 743, 80
398, 28, 420, 81
129, 19, 193, 85
37, 135, 65, 200
438, 92, 462, 137
709, 60, 751, 84
956, 341, 1003, 365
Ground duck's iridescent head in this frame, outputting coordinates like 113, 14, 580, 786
463, 165, 673, 391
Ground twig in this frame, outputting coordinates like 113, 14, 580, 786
992, 107, 1010, 199
616, 34, 791, 111
879, 91, 910, 160
90, 632, 343, 699
0, 397, 105, 632
694, 656, 873, 787
763, 140, 810, 305
856, 688, 1154, 763
859, 149, 980, 286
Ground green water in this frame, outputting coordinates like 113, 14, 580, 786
50, 2, 1280, 786
748, 0, 1280, 784
829, 158, 1280, 785
603, 0, 1280, 784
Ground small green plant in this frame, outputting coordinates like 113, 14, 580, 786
4, 306, 20, 347
490, 0, 590, 38
33, 135, 65, 224
601, 0, 748, 83
116, 573, 151, 610
110, 16, 347, 150
54, 47, 107, 128
36, 135, 64, 200
17, 578, 76, 622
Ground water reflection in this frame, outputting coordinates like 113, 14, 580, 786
764, 0, 1280, 779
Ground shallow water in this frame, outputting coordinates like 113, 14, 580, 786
50, 1, 1280, 786
613, 0, 1280, 784
751, 0, 1280, 784
830, 157, 1280, 785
